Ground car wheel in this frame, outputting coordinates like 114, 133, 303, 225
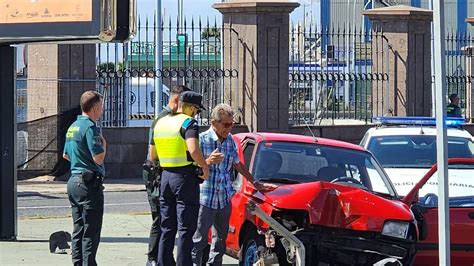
239, 230, 265, 266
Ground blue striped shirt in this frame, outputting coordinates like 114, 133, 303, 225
199, 127, 240, 209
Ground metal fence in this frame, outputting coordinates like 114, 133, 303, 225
289, 23, 390, 125
96, 15, 239, 127
444, 30, 474, 120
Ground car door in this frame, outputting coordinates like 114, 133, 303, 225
405, 158, 474, 265
226, 136, 257, 252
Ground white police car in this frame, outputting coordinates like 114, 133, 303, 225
360, 117, 474, 264
360, 117, 474, 198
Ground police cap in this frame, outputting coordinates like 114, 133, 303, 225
180, 91, 206, 110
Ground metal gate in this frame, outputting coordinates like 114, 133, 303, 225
288, 23, 390, 125
96, 15, 239, 127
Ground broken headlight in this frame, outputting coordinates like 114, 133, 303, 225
271, 209, 308, 231
382, 221, 410, 239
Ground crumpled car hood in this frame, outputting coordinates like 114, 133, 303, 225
253, 181, 413, 232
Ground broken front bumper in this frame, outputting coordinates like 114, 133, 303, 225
294, 228, 416, 265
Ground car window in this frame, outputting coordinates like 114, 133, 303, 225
252, 141, 394, 196
417, 165, 474, 208
233, 141, 255, 192
368, 136, 474, 168
243, 142, 255, 170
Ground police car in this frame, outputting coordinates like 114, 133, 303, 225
360, 117, 474, 265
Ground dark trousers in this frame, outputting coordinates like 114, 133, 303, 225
158, 168, 200, 266
143, 167, 162, 262
67, 175, 104, 266
147, 196, 161, 261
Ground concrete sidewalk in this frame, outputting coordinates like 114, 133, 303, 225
5, 177, 239, 265
1, 213, 150, 266
0, 213, 238, 266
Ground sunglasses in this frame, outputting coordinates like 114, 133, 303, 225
191, 105, 201, 114
219, 121, 234, 128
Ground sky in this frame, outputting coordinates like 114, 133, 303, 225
16, 0, 321, 71
139, 0, 320, 24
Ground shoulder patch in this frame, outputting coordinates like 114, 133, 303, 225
66, 126, 80, 139
181, 118, 197, 129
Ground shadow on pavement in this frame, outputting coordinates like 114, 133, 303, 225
12, 239, 49, 243
18, 191, 61, 199
100, 237, 149, 243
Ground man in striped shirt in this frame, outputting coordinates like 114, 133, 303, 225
191, 103, 276, 266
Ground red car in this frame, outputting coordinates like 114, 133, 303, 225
402, 158, 474, 266
222, 132, 424, 265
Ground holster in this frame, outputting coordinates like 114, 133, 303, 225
81, 169, 95, 182
194, 166, 205, 184
81, 169, 104, 188
143, 160, 162, 198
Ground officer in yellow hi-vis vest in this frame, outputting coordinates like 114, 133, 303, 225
149, 91, 209, 266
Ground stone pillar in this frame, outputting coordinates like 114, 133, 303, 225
363, 6, 433, 117
26, 44, 96, 172
214, 0, 299, 132
463, 46, 474, 121
465, 18, 474, 121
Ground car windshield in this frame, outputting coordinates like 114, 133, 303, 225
418, 166, 474, 208
252, 141, 395, 196
367, 135, 474, 168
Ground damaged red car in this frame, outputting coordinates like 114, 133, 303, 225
223, 133, 423, 265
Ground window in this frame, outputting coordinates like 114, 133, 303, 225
418, 165, 474, 208
252, 141, 394, 196
243, 142, 255, 171
368, 135, 474, 168
233, 140, 255, 192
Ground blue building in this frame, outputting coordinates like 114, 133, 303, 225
320, 0, 473, 34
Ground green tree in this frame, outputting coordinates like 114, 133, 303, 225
97, 62, 125, 72
201, 27, 221, 41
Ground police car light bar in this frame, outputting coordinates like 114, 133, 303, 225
373, 116, 465, 127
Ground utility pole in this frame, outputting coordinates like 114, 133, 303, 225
432, 0, 450, 264
0, 45, 17, 240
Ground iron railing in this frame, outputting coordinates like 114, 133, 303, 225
444, 30, 474, 120
289, 23, 390, 125
96, 15, 239, 127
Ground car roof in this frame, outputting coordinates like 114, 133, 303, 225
365, 126, 473, 139
236, 132, 366, 152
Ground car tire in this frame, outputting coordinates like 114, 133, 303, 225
239, 229, 265, 266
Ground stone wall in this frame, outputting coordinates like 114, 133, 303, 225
103, 123, 474, 178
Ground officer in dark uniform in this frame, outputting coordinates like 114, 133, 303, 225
447, 93, 462, 118
150, 91, 209, 266
63, 90, 107, 266
144, 85, 190, 266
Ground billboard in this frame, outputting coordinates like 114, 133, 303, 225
0, 0, 136, 44
1, 0, 92, 24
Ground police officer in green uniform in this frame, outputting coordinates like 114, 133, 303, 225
150, 91, 209, 266
144, 85, 190, 266
63, 91, 107, 266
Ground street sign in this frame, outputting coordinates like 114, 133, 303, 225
0, 0, 136, 44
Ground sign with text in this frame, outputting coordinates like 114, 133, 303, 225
1, 0, 92, 24
0, 0, 136, 44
